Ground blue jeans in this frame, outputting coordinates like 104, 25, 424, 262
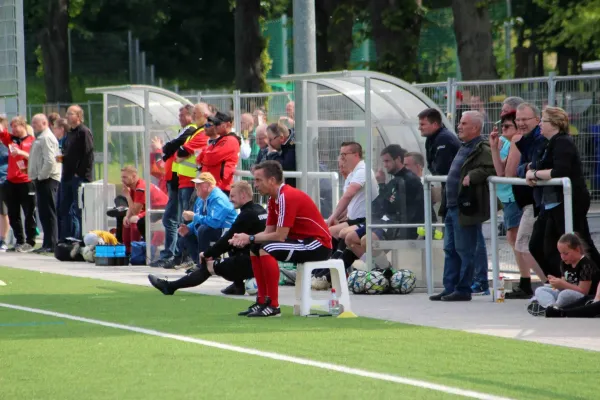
472, 229, 489, 289
160, 185, 179, 260
443, 207, 481, 294
174, 187, 194, 257
59, 176, 84, 240
177, 224, 222, 264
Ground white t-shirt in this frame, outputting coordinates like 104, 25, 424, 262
344, 160, 379, 221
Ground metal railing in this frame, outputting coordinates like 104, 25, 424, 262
420, 175, 574, 298
488, 176, 572, 301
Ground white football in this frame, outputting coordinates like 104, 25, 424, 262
245, 278, 258, 295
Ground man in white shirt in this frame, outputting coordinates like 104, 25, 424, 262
326, 141, 378, 258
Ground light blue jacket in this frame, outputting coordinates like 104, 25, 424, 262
187, 187, 237, 231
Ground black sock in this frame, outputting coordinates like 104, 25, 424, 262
342, 249, 358, 270
519, 277, 532, 292
170, 266, 211, 290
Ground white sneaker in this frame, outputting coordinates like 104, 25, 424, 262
311, 276, 331, 291
0, 242, 7, 252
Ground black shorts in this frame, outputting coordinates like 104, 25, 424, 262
213, 254, 254, 282
251, 238, 332, 263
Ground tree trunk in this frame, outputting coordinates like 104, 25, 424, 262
234, 0, 267, 92
328, 4, 356, 70
370, 0, 422, 82
38, 0, 72, 103
451, 0, 498, 80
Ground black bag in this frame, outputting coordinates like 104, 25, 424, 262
54, 240, 85, 262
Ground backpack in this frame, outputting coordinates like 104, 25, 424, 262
54, 240, 85, 262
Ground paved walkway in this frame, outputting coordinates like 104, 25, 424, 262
1, 253, 600, 352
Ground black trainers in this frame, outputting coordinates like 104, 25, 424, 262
441, 291, 472, 302
149, 258, 169, 268
162, 257, 182, 270
505, 285, 533, 300
106, 206, 128, 218
247, 297, 281, 317
527, 300, 546, 317
221, 282, 245, 295
545, 306, 566, 318
238, 299, 264, 316
148, 274, 175, 295
429, 291, 451, 301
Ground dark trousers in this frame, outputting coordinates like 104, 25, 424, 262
170, 254, 253, 291
5, 181, 37, 246
59, 176, 85, 240
35, 178, 59, 249
529, 200, 600, 278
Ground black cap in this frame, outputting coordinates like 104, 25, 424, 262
208, 111, 233, 126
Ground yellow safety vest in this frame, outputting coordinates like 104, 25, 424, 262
173, 126, 205, 177
170, 123, 196, 174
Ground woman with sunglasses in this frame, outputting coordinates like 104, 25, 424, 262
525, 106, 600, 279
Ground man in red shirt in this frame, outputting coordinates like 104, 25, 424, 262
197, 111, 240, 196
120, 166, 168, 253
0, 116, 36, 252
230, 161, 332, 317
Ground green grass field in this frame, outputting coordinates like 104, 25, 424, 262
1, 266, 599, 400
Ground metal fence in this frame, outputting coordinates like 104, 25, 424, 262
415, 74, 600, 199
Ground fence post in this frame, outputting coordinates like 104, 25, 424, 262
548, 72, 556, 107
488, 180, 499, 302
424, 177, 434, 295
562, 177, 573, 233
87, 101, 93, 133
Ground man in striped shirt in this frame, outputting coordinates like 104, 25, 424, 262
230, 161, 332, 317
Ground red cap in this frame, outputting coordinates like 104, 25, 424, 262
444, 90, 463, 101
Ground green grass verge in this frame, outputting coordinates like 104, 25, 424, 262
1, 267, 599, 400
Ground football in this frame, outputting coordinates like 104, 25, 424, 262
364, 270, 389, 294
347, 270, 368, 294
390, 269, 417, 294
245, 278, 258, 295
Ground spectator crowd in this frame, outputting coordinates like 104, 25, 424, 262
2, 95, 600, 319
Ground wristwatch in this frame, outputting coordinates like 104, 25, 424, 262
533, 170, 539, 179
249, 235, 255, 244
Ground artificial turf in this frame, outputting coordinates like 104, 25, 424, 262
1, 266, 599, 400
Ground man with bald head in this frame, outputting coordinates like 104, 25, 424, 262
430, 111, 495, 302
59, 104, 94, 241
253, 124, 269, 166
29, 114, 61, 252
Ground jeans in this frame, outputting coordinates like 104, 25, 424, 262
59, 176, 84, 240
174, 187, 194, 257
442, 207, 480, 294
472, 228, 489, 289
160, 184, 179, 260
176, 224, 223, 265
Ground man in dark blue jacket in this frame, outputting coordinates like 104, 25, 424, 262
265, 122, 296, 187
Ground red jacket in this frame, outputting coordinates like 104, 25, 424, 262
0, 128, 34, 184
197, 133, 240, 191
150, 151, 167, 193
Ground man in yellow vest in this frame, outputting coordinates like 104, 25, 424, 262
161, 103, 211, 269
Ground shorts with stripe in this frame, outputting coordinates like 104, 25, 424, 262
251, 238, 332, 263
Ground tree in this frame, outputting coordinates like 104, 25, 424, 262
234, 0, 269, 92
370, 0, 423, 82
451, 0, 498, 80
25, 0, 72, 102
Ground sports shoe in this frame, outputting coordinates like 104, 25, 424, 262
470, 282, 490, 296
505, 285, 533, 300
527, 300, 546, 317
176, 259, 196, 271
247, 298, 281, 318
149, 258, 169, 268
221, 282, 245, 295
0, 240, 8, 252
106, 206, 128, 218
441, 291, 472, 302
238, 299, 264, 316
17, 243, 35, 253
545, 306, 566, 318
162, 257, 182, 270
148, 274, 175, 295
311, 276, 330, 291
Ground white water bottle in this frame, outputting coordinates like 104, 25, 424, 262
329, 288, 340, 316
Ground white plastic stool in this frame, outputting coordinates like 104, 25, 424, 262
294, 259, 353, 316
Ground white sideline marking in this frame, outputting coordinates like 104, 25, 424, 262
0, 302, 514, 400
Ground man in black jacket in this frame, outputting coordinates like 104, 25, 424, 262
59, 105, 94, 241
148, 181, 267, 296
341, 145, 424, 268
